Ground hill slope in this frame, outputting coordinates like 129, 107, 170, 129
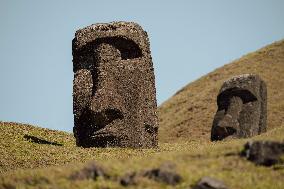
0, 122, 158, 173
1, 40, 284, 189
0, 122, 284, 189
158, 40, 284, 143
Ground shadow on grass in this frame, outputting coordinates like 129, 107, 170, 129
23, 134, 63, 146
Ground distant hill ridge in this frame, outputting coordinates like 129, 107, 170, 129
158, 39, 284, 143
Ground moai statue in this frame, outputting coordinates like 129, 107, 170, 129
72, 22, 158, 148
211, 74, 267, 141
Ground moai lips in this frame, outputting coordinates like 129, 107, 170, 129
211, 74, 267, 141
73, 22, 158, 148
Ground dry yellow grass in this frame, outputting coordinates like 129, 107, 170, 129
0, 40, 284, 189
158, 39, 284, 143
0, 122, 284, 189
0, 122, 158, 173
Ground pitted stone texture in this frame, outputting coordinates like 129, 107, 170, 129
73, 22, 158, 148
192, 177, 228, 189
211, 74, 267, 141
241, 141, 284, 166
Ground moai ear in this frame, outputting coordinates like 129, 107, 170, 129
73, 69, 93, 118
258, 80, 267, 134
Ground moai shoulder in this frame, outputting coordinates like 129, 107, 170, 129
211, 74, 267, 141
73, 22, 158, 148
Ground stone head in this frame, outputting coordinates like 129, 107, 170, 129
72, 22, 158, 148
211, 74, 267, 141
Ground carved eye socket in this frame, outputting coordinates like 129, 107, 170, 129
94, 36, 142, 60
73, 36, 143, 72
217, 88, 257, 110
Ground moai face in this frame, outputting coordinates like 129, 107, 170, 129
72, 22, 158, 148
211, 74, 267, 141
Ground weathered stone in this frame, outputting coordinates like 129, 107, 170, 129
120, 172, 138, 186
119, 162, 181, 186
241, 140, 284, 166
211, 74, 267, 141
70, 161, 108, 180
143, 163, 182, 185
192, 176, 228, 189
72, 22, 158, 148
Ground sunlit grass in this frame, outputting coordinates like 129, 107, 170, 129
1, 40, 284, 188
0, 122, 284, 189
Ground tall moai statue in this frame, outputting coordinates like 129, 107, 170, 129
72, 22, 158, 148
211, 74, 267, 141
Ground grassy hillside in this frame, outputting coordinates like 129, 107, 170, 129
0, 40, 284, 189
158, 40, 284, 143
0, 122, 158, 173
0, 121, 284, 189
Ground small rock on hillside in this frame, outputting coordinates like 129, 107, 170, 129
241, 140, 284, 166
192, 176, 228, 189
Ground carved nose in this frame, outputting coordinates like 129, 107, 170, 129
89, 76, 124, 132
90, 42, 123, 114
214, 96, 243, 140
215, 118, 237, 140
93, 109, 123, 126
76, 107, 123, 147
90, 76, 124, 114
91, 108, 123, 131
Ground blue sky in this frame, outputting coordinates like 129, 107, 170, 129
0, 0, 284, 132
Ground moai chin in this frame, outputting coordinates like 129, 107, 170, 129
211, 74, 267, 141
72, 22, 158, 148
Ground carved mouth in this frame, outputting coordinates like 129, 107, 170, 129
214, 126, 236, 141
76, 108, 123, 147
91, 129, 116, 139
91, 108, 123, 131
91, 133, 120, 147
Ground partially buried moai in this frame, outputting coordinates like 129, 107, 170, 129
72, 22, 158, 148
211, 74, 267, 141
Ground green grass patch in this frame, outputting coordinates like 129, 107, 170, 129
1, 122, 284, 189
